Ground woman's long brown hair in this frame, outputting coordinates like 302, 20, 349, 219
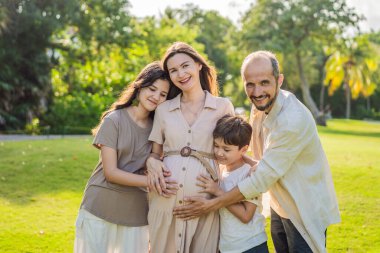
162, 42, 219, 99
91, 61, 168, 136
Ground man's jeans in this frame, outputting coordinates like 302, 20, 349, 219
270, 208, 314, 253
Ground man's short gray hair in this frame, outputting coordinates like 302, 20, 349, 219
241, 51, 280, 80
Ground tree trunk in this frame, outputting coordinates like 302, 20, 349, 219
295, 50, 326, 126
319, 54, 329, 112
366, 97, 370, 112
344, 82, 351, 119
319, 82, 325, 112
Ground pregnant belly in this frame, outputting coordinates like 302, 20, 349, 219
165, 156, 214, 198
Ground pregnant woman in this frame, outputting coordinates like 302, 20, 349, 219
147, 42, 234, 253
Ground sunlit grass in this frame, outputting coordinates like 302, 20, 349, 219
0, 137, 96, 253
0, 119, 379, 252
317, 119, 380, 252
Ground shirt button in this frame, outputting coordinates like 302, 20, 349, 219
188, 130, 191, 133
187, 142, 190, 146
182, 167, 186, 171
177, 251, 180, 253
179, 184, 183, 188
179, 233, 182, 237
179, 200, 183, 204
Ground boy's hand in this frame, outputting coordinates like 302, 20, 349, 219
242, 154, 258, 167
196, 174, 224, 197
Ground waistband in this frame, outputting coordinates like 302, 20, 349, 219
163, 146, 218, 181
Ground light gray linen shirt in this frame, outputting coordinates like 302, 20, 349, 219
238, 89, 340, 253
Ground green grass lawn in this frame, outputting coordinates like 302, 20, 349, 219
0, 119, 379, 252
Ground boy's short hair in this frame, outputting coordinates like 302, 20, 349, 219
213, 115, 252, 149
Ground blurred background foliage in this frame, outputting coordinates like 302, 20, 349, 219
0, 0, 379, 134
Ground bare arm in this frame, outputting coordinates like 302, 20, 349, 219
242, 154, 258, 168
225, 201, 257, 224
101, 146, 147, 187
102, 145, 177, 196
197, 174, 256, 223
173, 186, 245, 220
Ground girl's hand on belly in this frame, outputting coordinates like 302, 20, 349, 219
147, 156, 171, 195
161, 177, 179, 197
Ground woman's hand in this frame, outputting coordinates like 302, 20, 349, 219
196, 174, 223, 197
146, 155, 172, 196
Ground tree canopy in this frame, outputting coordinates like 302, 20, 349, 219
0, 0, 379, 133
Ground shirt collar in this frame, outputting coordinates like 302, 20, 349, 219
168, 90, 217, 112
168, 93, 181, 111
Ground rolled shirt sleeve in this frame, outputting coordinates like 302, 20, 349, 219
238, 128, 310, 199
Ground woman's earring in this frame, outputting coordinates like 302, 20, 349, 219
132, 90, 140, 107
132, 97, 139, 107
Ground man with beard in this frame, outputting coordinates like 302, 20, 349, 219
173, 51, 341, 253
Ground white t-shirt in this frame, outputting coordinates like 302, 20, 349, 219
219, 163, 267, 253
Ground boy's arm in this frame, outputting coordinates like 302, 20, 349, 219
225, 201, 257, 224
196, 174, 257, 224
242, 154, 258, 168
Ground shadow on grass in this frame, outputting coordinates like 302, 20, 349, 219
0, 138, 97, 205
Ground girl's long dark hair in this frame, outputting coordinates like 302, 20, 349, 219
162, 42, 219, 99
92, 61, 167, 136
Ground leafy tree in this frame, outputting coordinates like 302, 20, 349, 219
240, 0, 361, 124
0, 0, 79, 130
0, 0, 134, 131
43, 0, 139, 133
324, 35, 378, 118
45, 45, 143, 133
132, 14, 202, 61
366, 32, 380, 115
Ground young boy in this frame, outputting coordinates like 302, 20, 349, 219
197, 115, 268, 253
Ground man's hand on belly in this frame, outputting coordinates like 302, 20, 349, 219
173, 196, 218, 220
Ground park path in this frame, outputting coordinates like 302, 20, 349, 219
0, 134, 90, 141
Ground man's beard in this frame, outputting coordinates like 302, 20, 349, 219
250, 82, 279, 112
251, 95, 276, 111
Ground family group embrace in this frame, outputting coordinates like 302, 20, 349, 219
74, 42, 340, 253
